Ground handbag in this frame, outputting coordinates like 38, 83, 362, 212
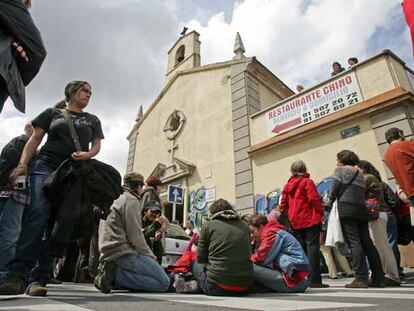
364, 198, 380, 221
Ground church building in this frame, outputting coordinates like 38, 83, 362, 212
127, 30, 414, 233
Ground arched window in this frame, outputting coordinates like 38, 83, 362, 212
175, 45, 185, 65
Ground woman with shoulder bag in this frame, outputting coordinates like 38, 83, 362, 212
0, 81, 104, 297
356, 160, 401, 286
328, 150, 384, 288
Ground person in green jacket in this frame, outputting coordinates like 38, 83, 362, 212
177, 199, 253, 296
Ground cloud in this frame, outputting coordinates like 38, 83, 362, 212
0, 0, 409, 175
187, 0, 408, 87
0, 0, 182, 173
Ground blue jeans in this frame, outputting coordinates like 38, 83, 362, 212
114, 253, 170, 293
0, 197, 25, 271
386, 212, 401, 272
7, 159, 53, 287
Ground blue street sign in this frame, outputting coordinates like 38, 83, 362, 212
167, 185, 184, 205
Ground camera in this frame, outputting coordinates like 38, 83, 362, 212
14, 175, 27, 190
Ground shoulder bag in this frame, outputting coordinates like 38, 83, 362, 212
61, 109, 82, 152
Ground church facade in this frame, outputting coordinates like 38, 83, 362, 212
127, 31, 414, 229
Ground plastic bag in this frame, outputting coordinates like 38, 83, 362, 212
325, 201, 344, 247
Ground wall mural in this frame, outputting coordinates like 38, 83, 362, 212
254, 178, 332, 216
254, 188, 282, 215
188, 186, 208, 229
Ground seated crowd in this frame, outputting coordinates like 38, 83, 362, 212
0, 89, 413, 297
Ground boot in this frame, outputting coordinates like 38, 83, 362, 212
0, 277, 25, 295
345, 278, 368, 288
94, 261, 117, 294
25, 282, 47, 296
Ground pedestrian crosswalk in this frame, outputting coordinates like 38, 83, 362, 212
0, 276, 414, 311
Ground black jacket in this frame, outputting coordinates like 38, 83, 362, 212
43, 158, 123, 257
329, 166, 368, 221
382, 182, 399, 215
0, 0, 46, 113
0, 134, 29, 189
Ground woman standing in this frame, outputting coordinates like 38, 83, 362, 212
280, 160, 327, 288
0, 81, 104, 297
356, 160, 401, 286
329, 150, 384, 288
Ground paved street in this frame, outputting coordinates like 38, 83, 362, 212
1, 270, 413, 311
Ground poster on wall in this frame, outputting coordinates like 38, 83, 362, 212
266, 72, 363, 137
188, 186, 208, 230
205, 186, 216, 203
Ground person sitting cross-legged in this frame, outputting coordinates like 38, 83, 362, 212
94, 172, 170, 294
248, 214, 310, 293
179, 199, 253, 296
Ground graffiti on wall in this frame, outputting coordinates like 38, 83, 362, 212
188, 186, 208, 229
254, 188, 282, 215
254, 178, 333, 216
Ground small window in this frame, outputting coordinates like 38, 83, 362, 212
175, 45, 185, 65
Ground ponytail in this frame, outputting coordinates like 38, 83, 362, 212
54, 100, 67, 109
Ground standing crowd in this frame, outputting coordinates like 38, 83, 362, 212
1, 123, 413, 296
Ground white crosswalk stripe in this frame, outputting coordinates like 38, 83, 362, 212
0, 295, 93, 311
0, 281, 414, 311
129, 292, 375, 311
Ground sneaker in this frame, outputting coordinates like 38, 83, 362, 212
367, 278, 386, 288
25, 282, 47, 297
345, 278, 368, 288
94, 261, 117, 294
181, 280, 201, 294
173, 274, 186, 293
309, 282, 329, 288
0, 277, 25, 295
384, 276, 401, 287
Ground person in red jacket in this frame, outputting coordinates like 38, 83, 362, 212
280, 160, 328, 288
384, 128, 414, 206
249, 215, 310, 293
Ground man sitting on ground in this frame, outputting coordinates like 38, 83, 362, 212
94, 172, 170, 294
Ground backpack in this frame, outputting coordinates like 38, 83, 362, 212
0, 135, 28, 187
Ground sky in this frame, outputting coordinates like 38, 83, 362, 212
0, 0, 411, 174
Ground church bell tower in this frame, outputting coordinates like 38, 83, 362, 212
165, 30, 201, 83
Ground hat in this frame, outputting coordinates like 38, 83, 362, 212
123, 172, 144, 184
145, 201, 162, 213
